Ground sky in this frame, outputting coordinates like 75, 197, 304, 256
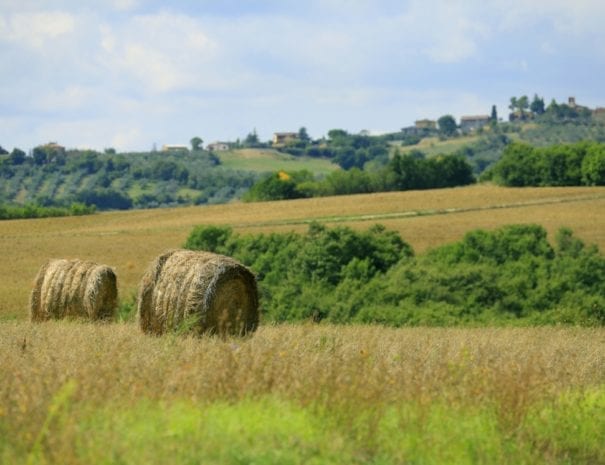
1, 0, 605, 152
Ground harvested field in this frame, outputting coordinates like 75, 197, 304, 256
0, 185, 604, 319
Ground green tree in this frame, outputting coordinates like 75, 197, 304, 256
9, 148, 26, 165
530, 94, 545, 115
32, 147, 47, 165
490, 142, 538, 186
490, 105, 498, 123
184, 225, 233, 252
243, 172, 302, 201
190, 136, 203, 151
434, 154, 475, 187
388, 153, 427, 190
327, 129, 348, 140
518, 95, 529, 112
581, 144, 605, 185
437, 115, 457, 137
244, 129, 260, 147
298, 127, 310, 143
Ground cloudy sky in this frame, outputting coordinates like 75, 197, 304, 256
1, 0, 605, 152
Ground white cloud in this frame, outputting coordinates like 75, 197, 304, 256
112, 0, 139, 12
36, 85, 95, 111
1, 11, 75, 48
1, 0, 605, 152
98, 12, 219, 93
493, 0, 605, 35
111, 127, 144, 150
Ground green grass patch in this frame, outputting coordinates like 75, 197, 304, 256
176, 187, 202, 199
127, 180, 157, 199
396, 135, 481, 156
218, 149, 338, 175
3, 390, 603, 465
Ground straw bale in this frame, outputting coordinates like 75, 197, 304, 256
30, 259, 117, 321
137, 249, 259, 336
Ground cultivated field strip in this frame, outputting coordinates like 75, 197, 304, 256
231, 192, 605, 228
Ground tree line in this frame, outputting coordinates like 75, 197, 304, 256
0, 203, 95, 220
243, 151, 475, 201
484, 141, 605, 186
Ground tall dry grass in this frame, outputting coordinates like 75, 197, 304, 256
2, 322, 603, 433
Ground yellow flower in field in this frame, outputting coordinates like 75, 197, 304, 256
278, 170, 290, 181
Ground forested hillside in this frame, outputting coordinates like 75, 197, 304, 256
2, 103, 605, 215
0, 149, 259, 211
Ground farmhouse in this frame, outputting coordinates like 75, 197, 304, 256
39, 142, 66, 154
272, 132, 298, 145
207, 141, 229, 151
415, 119, 437, 130
401, 119, 437, 136
161, 144, 189, 153
460, 115, 491, 132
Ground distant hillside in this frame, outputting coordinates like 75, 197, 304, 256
392, 116, 605, 174
0, 148, 339, 211
2, 110, 604, 213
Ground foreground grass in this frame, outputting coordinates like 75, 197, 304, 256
1, 322, 603, 464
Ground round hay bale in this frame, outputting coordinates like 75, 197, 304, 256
137, 249, 259, 336
29, 259, 118, 322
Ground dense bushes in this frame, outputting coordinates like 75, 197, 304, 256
0, 202, 95, 220
487, 141, 605, 186
185, 223, 605, 326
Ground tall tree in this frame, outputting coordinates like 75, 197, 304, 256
518, 95, 529, 115
298, 127, 310, 143
530, 94, 545, 115
32, 147, 47, 165
190, 136, 203, 151
437, 115, 457, 137
244, 129, 259, 147
9, 148, 26, 165
490, 105, 498, 122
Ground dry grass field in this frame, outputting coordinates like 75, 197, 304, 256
1, 184, 605, 463
0, 184, 604, 319
0, 185, 605, 318
1, 322, 603, 464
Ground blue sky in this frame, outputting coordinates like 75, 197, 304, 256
1, 0, 605, 152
